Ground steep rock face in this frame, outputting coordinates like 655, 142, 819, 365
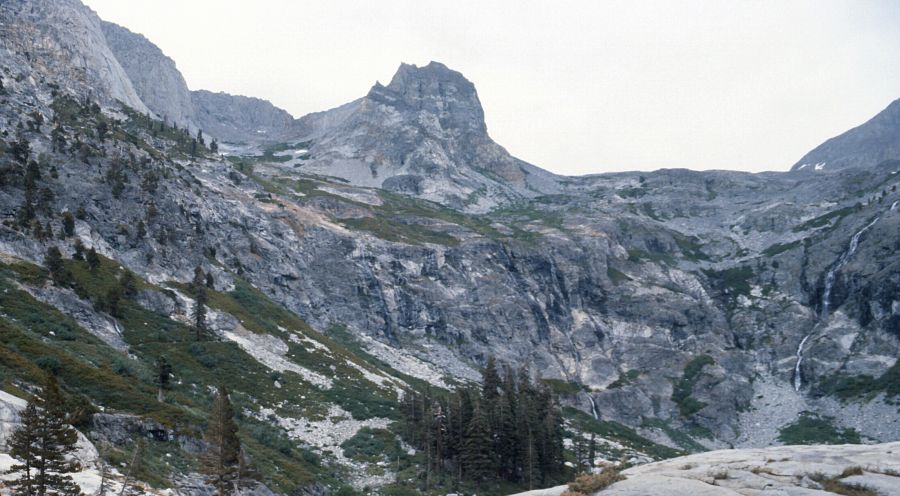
190, 89, 296, 144
100, 20, 297, 144
100, 21, 196, 129
0, 0, 148, 113
792, 99, 900, 172
293, 62, 562, 212
0, 0, 898, 463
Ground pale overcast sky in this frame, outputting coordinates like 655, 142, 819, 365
82, 0, 900, 175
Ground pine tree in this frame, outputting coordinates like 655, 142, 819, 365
11, 135, 30, 163
96, 121, 108, 142
61, 212, 75, 238
72, 240, 85, 261
119, 272, 137, 300
6, 401, 39, 495
18, 188, 36, 228
44, 246, 71, 287
6, 374, 81, 496
481, 355, 501, 404
461, 402, 492, 483
192, 266, 208, 340
588, 434, 597, 472
430, 402, 448, 476
86, 247, 101, 271
155, 356, 172, 402
202, 386, 242, 496
498, 365, 520, 481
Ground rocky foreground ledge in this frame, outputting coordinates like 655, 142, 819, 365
513, 442, 900, 495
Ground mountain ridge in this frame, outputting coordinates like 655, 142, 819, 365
0, 1, 898, 495
792, 98, 900, 172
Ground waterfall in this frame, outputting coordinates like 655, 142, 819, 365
892, 200, 899, 211
587, 393, 600, 420
793, 334, 810, 391
820, 215, 880, 318
794, 214, 882, 392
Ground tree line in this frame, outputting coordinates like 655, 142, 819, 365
401, 357, 566, 491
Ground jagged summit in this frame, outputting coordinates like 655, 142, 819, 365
292, 60, 561, 211
370, 61, 487, 134
792, 98, 900, 172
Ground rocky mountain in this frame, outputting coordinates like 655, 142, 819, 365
792, 98, 900, 172
0, 0, 148, 113
98, 22, 563, 210
100, 21, 196, 131
190, 89, 296, 144
291, 61, 563, 211
0, 1, 899, 495
100, 19, 296, 143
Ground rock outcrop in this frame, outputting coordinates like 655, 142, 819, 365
0, 0, 149, 113
515, 442, 900, 495
292, 61, 563, 211
101, 21, 197, 129
190, 89, 296, 144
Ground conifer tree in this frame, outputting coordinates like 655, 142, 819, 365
96, 121, 108, 142
86, 246, 101, 271
155, 356, 172, 402
119, 272, 137, 300
44, 246, 70, 287
192, 266, 208, 340
461, 402, 492, 483
6, 374, 80, 496
6, 401, 39, 495
18, 188, 36, 227
481, 355, 500, 404
72, 240, 85, 261
11, 135, 30, 163
61, 212, 75, 238
202, 386, 242, 496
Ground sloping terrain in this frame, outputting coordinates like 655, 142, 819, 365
0, 0, 899, 494
793, 98, 900, 172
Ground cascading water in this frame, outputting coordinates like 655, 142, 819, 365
586, 393, 600, 420
793, 215, 881, 392
820, 215, 880, 318
793, 335, 810, 391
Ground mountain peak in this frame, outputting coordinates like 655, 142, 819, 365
368, 61, 486, 134
792, 97, 900, 172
